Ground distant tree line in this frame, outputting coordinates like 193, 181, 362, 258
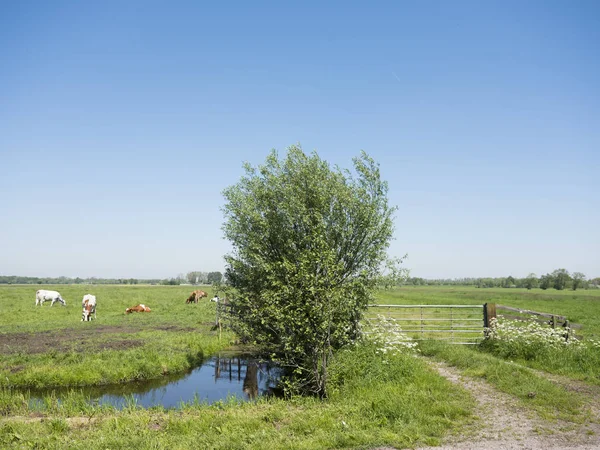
0, 276, 161, 285
184, 271, 223, 285
0, 271, 224, 286
159, 271, 224, 285
2, 270, 593, 290
406, 269, 599, 291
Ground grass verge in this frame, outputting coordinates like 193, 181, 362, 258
0, 343, 474, 449
419, 341, 588, 422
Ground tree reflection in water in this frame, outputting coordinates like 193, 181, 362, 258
243, 362, 259, 399
213, 354, 278, 399
25, 353, 282, 409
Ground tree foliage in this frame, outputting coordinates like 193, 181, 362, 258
186, 271, 206, 284
539, 273, 553, 290
221, 146, 399, 397
524, 273, 538, 290
572, 272, 586, 291
552, 268, 571, 291
207, 271, 223, 284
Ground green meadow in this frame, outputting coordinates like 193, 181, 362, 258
0, 285, 599, 449
0, 285, 232, 389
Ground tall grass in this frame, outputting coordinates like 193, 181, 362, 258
0, 343, 472, 449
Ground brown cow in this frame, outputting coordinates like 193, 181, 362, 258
125, 304, 152, 314
186, 290, 208, 304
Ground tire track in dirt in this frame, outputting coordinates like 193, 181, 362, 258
418, 359, 600, 450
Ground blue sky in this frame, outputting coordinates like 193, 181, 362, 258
1, 1, 598, 279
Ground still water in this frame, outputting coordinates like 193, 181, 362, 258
28, 353, 281, 409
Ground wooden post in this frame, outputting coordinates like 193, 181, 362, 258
483, 303, 496, 337
551, 315, 556, 329
216, 302, 222, 341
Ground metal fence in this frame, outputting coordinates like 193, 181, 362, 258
365, 304, 485, 344
217, 301, 581, 345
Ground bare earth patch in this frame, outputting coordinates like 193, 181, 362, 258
417, 360, 600, 450
0, 325, 199, 355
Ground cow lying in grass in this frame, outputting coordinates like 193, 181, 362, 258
35, 289, 66, 306
81, 294, 97, 321
186, 290, 207, 304
125, 304, 152, 314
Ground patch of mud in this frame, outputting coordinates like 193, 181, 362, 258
0, 325, 200, 355
417, 360, 600, 450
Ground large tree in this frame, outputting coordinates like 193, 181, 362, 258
572, 272, 586, 291
539, 273, 553, 290
552, 268, 571, 290
222, 146, 399, 397
186, 271, 207, 284
207, 271, 223, 284
524, 273, 538, 290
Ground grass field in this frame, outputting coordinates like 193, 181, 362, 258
0, 285, 234, 389
0, 284, 599, 449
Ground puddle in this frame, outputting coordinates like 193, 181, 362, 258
26, 352, 282, 409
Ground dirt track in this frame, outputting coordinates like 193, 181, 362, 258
416, 360, 600, 450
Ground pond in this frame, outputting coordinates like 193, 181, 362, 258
27, 352, 282, 409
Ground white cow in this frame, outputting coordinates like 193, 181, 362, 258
81, 294, 97, 321
35, 289, 66, 306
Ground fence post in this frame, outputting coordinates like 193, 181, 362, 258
483, 303, 496, 337
450, 306, 454, 342
216, 302, 222, 341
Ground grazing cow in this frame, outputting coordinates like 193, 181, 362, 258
186, 290, 208, 304
81, 294, 97, 321
35, 290, 66, 306
125, 304, 152, 314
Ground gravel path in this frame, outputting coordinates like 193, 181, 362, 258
414, 360, 600, 450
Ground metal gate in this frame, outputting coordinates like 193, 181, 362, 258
365, 304, 485, 344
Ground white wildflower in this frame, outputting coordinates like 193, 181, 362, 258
363, 314, 419, 355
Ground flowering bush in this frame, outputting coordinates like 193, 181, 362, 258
487, 317, 579, 347
482, 317, 582, 360
480, 317, 600, 382
363, 314, 419, 357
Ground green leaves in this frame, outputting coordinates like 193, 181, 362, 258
222, 145, 399, 396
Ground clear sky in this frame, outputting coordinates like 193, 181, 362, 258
1, 1, 598, 280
